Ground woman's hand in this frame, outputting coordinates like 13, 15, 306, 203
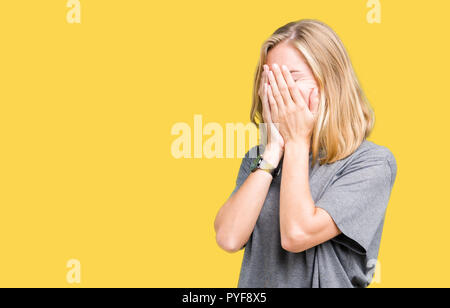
258, 67, 284, 167
265, 63, 319, 148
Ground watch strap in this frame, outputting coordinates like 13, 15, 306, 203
250, 154, 282, 178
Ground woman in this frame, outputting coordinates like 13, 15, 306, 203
213, 19, 397, 288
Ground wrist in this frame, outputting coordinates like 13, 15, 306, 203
262, 144, 283, 167
284, 139, 310, 154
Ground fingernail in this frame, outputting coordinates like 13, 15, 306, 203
273, 63, 279, 69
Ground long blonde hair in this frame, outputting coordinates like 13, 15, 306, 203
250, 19, 375, 167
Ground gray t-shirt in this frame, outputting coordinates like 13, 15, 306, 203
229, 139, 397, 288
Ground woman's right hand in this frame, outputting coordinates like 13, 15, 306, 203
258, 66, 284, 167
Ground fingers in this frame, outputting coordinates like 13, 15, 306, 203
280, 65, 308, 109
266, 82, 279, 122
270, 64, 297, 109
263, 65, 279, 119
258, 70, 266, 99
260, 69, 272, 122
262, 67, 268, 84
265, 65, 288, 113
261, 82, 272, 123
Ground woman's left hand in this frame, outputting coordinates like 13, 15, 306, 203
265, 63, 320, 146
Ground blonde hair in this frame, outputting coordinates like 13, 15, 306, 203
250, 19, 375, 167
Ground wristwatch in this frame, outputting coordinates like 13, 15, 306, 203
250, 154, 282, 178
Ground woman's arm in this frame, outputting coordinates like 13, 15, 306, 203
265, 63, 340, 253
214, 145, 282, 253
279, 141, 340, 253
215, 68, 284, 253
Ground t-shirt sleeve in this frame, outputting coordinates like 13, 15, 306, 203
315, 154, 396, 255
229, 145, 260, 198
227, 146, 261, 251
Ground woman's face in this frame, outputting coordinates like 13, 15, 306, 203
265, 41, 318, 109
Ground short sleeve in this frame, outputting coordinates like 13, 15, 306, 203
229, 145, 261, 198
227, 146, 261, 251
315, 156, 395, 255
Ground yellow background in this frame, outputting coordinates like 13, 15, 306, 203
0, 0, 448, 288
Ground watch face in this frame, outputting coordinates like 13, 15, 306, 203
259, 159, 274, 170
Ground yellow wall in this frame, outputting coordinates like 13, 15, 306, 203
0, 0, 448, 287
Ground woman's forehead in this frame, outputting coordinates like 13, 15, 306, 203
265, 42, 312, 74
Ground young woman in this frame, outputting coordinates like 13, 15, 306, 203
213, 19, 397, 288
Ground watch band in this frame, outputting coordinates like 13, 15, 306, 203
250, 154, 282, 178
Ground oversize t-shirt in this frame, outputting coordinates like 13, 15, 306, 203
230, 139, 397, 288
